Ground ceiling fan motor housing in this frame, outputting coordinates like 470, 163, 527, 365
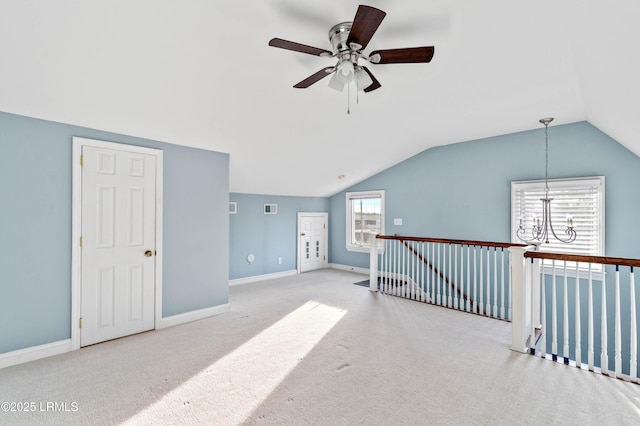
329, 22, 361, 70
329, 22, 355, 53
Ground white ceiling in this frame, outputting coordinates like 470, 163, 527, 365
1, 0, 639, 196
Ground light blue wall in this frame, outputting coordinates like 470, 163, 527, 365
0, 111, 229, 354
229, 193, 328, 280
329, 121, 640, 269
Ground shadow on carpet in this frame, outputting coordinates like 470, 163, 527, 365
354, 278, 411, 290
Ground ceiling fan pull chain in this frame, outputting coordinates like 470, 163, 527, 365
347, 83, 351, 115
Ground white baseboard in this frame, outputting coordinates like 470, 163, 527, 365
329, 263, 369, 276
229, 269, 297, 286
158, 303, 230, 329
0, 303, 232, 370
0, 339, 72, 370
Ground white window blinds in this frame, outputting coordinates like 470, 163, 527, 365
511, 177, 604, 257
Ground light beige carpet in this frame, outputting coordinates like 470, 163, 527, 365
1, 269, 639, 425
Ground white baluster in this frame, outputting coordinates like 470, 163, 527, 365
473, 246, 478, 314
552, 260, 558, 361
500, 248, 505, 320
454, 244, 459, 310
421, 241, 429, 302
575, 262, 581, 368
380, 240, 387, 293
388, 239, 393, 293
431, 243, 436, 304
588, 263, 594, 371
416, 242, 424, 302
411, 241, 420, 300
437, 243, 442, 306
440, 243, 444, 306
426, 242, 431, 303
630, 267, 637, 382
486, 247, 491, 316
508, 250, 513, 321
601, 265, 609, 375
563, 261, 569, 364
447, 244, 452, 307
392, 240, 397, 296
407, 241, 412, 300
385, 239, 390, 293
615, 265, 622, 378
415, 242, 420, 301
402, 240, 407, 298
466, 245, 471, 312
493, 247, 498, 318
396, 239, 401, 297
479, 247, 484, 316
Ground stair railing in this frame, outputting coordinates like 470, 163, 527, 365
370, 235, 526, 321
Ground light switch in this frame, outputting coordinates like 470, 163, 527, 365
394, 218, 403, 226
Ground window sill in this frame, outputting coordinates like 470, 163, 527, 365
346, 245, 385, 254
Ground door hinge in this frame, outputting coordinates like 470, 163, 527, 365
79, 317, 83, 328
80, 155, 84, 167
80, 236, 83, 247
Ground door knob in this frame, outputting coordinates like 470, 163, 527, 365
145, 250, 153, 257
301, 233, 306, 236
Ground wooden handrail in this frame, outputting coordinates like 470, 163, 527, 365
376, 234, 527, 249
524, 251, 640, 268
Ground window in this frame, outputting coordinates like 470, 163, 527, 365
346, 190, 385, 252
511, 176, 604, 273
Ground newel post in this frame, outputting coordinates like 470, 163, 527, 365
369, 235, 379, 292
509, 246, 529, 353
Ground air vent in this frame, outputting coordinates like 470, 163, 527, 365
264, 204, 277, 214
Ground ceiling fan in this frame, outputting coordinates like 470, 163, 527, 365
268, 4, 435, 93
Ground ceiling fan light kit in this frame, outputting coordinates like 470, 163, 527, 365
268, 4, 435, 110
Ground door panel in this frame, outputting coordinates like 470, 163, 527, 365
81, 146, 156, 346
299, 214, 328, 273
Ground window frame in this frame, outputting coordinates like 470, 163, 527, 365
345, 190, 385, 253
511, 176, 605, 276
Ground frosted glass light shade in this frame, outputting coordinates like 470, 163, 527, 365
354, 68, 373, 91
336, 60, 354, 84
328, 73, 345, 91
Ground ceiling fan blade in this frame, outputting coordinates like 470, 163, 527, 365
346, 5, 386, 50
361, 67, 381, 93
293, 67, 335, 88
368, 46, 435, 64
268, 38, 332, 57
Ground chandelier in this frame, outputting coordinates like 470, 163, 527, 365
516, 117, 577, 244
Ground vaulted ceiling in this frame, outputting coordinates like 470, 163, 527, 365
1, 1, 639, 196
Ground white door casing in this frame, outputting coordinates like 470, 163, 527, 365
297, 213, 328, 273
71, 137, 163, 349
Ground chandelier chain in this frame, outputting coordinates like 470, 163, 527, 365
516, 117, 576, 245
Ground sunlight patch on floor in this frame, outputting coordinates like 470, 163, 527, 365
125, 301, 346, 425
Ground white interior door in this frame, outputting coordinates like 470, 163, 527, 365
298, 213, 328, 273
80, 144, 158, 346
